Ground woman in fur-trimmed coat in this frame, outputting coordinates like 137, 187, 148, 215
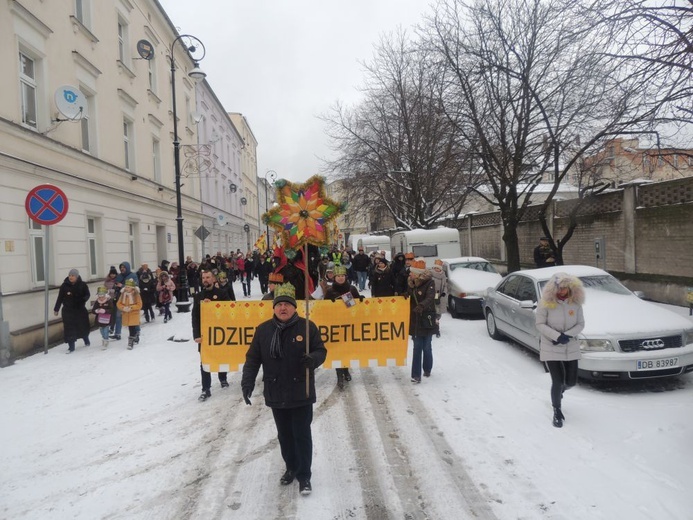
535, 272, 585, 428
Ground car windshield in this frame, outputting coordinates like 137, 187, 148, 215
450, 262, 498, 274
538, 274, 632, 295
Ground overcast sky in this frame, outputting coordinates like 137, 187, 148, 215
158, 0, 434, 183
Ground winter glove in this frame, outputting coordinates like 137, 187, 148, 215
242, 387, 253, 406
358, 295, 365, 302
302, 353, 316, 369
123, 306, 131, 312
413, 304, 423, 314
96, 308, 105, 314
556, 333, 571, 345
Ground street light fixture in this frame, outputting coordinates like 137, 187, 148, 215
170, 34, 206, 312
264, 169, 277, 251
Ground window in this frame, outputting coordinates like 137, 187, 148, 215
128, 222, 139, 267
123, 118, 133, 171
117, 18, 129, 64
148, 54, 157, 93
29, 219, 45, 284
152, 137, 161, 182
80, 90, 95, 153
412, 244, 438, 258
87, 217, 100, 277
19, 52, 38, 128
75, 0, 91, 27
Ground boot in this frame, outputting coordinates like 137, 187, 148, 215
344, 369, 352, 382
127, 336, 135, 350
102, 338, 109, 350
552, 406, 564, 428
337, 370, 345, 390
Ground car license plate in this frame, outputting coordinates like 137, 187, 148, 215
636, 357, 679, 370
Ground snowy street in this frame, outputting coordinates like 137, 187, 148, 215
1, 283, 692, 520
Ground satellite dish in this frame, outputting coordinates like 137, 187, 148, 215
217, 214, 225, 225
54, 86, 88, 120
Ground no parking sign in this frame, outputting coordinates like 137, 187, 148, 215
25, 184, 69, 225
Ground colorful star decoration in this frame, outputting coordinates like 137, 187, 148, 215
263, 175, 345, 250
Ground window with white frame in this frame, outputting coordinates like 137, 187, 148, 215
87, 216, 100, 277
129, 222, 138, 267
152, 137, 161, 182
19, 51, 38, 128
117, 17, 129, 64
123, 118, 133, 171
148, 54, 157, 93
29, 219, 45, 284
75, 0, 91, 27
80, 90, 95, 153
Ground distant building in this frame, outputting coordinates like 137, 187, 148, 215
580, 137, 693, 186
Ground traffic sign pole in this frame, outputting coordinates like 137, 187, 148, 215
44, 226, 50, 354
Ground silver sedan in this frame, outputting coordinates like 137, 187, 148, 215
483, 265, 693, 380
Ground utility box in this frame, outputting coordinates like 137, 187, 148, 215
594, 238, 606, 269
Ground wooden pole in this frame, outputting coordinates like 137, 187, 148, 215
304, 243, 311, 398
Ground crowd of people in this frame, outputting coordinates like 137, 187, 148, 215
52, 244, 452, 496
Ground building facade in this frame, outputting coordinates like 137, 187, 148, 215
0, 0, 258, 359
228, 112, 260, 252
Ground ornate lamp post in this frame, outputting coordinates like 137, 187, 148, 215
264, 169, 277, 251
170, 34, 206, 311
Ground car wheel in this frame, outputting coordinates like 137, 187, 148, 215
486, 309, 503, 340
448, 295, 460, 319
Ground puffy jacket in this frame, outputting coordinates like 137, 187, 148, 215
536, 300, 585, 361
242, 317, 327, 408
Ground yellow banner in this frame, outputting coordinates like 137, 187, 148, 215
200, 297, 410, 372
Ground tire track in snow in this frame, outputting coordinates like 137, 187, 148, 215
356, 368, 499, 520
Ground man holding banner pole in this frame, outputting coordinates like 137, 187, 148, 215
241, 283, 326, 496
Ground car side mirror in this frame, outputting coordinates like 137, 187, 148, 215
519, 300, 536, 309
633, 290, 645, 299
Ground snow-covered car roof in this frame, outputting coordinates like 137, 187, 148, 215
448, 268, 502, 294
441, 257, 492, 265
513, 265, 608, 281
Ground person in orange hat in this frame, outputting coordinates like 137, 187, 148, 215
262, 272, 285, 301
407, 259, 437, 382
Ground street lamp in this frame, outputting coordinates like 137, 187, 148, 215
264, 169, 277, 251
170, 34, 206, 312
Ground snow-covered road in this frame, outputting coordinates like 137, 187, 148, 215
1, 289, 692, 519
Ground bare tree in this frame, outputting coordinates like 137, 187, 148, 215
426, 0, 690, 271
322, 30, 479, 230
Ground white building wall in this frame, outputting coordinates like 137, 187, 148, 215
0, 0, 214, 353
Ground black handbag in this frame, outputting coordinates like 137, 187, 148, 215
414, 293, 437, 330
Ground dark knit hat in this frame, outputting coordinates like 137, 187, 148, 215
109, 266, 118, 276
273, 283, 297, 308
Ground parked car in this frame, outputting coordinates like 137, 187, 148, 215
442, 257, 502, 318
483, 265, 693, 380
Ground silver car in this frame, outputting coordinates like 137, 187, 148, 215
483, 265, 693, 380
442, 257, 502, 318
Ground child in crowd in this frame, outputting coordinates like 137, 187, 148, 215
117, 278, 142, 349
157, 271, 175, 323
92, 286, 115, 349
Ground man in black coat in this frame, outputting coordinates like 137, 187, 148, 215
534, 237, 556, 268
351, 247, 370, 291
241, 283, 327, 496
53, 269, 91, 353
192, 269, 233, 401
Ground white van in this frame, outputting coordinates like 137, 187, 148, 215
348, 234, 369, 252
390, 227, 461, 267
357, 235, 391, 259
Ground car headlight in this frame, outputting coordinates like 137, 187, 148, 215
684, 328, 693, 346
579, 339, 614, 352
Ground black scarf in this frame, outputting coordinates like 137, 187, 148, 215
270, 313, 301, 359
